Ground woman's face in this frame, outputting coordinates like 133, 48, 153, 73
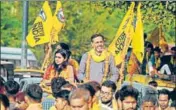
55, 53, 65, 65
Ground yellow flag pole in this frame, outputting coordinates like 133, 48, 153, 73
116, 2, 135, 90
117, 28, 133, 90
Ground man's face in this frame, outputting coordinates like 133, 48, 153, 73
154, 51, 160, 58
122, 96, 137, 110
70, 98, 89, 110
55, 98, 67, 110
100, 86, 113, 104
158, 94, 169, 109
142, 101, 155, 110
91, 36, 105, 53
146, 47, 151, 53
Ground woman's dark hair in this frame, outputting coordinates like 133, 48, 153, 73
53, 49, 69, 74
59, 42, 70, 50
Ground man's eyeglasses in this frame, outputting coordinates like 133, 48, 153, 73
100, 90, 112, 96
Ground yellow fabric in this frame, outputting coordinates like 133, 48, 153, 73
108, 2, 135, 65
59, 66, 73, 81
26, 1, 53, 47
131, 3, 144, 63
85, 50, 110, 82
112, 99, 118, 110
148, 25, 167, 47
50, 1, 65, 44
91, 102, 100, 110
47, 94, 55, 99
49, 106, 56, 110
69, 59, 79, 72
155, 57, 161, 69
89, 49, 110, 62
147, 27, 160, 47
159, 25, 167, 47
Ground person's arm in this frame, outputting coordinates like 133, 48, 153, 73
67, 65, 74, 83
77, 53, 88, 81
109, 55, 119, 82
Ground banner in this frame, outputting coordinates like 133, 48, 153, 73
131, 3, 144, 64
50, 1, 65, 44
26, 1, 53, 47
159, 25, 167, 46
108, 2, 135, 65
147, 27, 159, 47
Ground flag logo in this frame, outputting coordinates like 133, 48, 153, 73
56, 8, 65, 23
39, 9, 46, 21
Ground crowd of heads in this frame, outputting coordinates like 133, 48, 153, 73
1, 33, 176, 110
1, 76, 176, 110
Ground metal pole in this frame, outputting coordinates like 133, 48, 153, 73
21, 0, 28, 69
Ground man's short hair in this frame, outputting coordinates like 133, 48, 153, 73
148, 80, 158, 87
54, 90, 70, 103
102, 80, 117, 92
154, 47, 161, 53
158, 89, 170, 100
0, 94, 9, 108
91, 33, 105, 42
142, 95, 157, 105
146, 43, 154, 50
119, 85, 139, 101
69, 88, 90, 102
171, 46, 176, 51
51, 77, 68, 97
25, 84, 43, 102
87, 81, 101, 92
78, 83, 96, 98
4, 80, 19, 95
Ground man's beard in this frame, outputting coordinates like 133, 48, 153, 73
102, 99, 112, 105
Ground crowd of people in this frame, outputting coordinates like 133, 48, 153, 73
0, 33, 176, 110
0, 77, 176, 110
141, 33, 176, 79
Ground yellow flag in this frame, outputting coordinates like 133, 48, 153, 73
108, 2, 135, 65
26, 1, 53, 47
147, 27, 160, 47
159, 25, 167, 46
148, 25, 167, 47
131, 3, 144, 63
50, 1, 65, 44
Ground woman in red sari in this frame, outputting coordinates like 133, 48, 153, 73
40, 49, 74, 93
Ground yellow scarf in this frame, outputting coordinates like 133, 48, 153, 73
89, 49, 110, 62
